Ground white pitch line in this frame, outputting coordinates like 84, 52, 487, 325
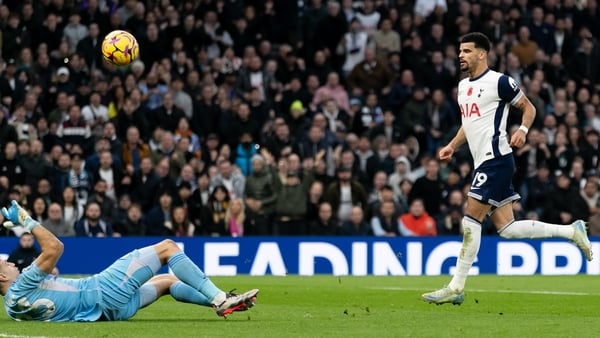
370, 286, 600, 296
0, 334, 70, 338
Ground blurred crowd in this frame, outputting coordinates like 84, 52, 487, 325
1, 0, 600, 239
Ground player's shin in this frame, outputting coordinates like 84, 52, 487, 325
167, 252, 226, 305
169, 281, 212, 306
448, 216, 482, 292
498, 220, 574, 239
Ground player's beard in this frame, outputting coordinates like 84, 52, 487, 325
459, 60, 469, 72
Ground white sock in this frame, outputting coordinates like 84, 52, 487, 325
448, 216, 482, 292
498, 220, 574, 239
211, 291, 227, 306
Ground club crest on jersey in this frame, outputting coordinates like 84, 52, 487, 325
467, 87, 473, 96
460, 103, 481, 117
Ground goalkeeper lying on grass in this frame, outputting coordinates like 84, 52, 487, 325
0, 200, 258, 321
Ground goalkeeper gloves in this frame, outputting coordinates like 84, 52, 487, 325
1, 200, 40, 233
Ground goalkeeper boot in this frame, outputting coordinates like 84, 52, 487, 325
214, 289, 259, 317
571, 220, 593, 261
422, 286, 464, 305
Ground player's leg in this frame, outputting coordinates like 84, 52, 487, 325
138, 274, 211, 308
96, 245, 164, 320
493, 204, 592, 261
422, 196, 489, 305
153, 239, 259, 316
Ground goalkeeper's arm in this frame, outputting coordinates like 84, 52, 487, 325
3, 201, 63, 274
31, 224, 64, 274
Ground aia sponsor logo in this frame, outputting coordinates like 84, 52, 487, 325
460, 103, 481, 117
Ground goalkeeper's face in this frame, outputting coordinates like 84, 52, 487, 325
0, 260, 20, 284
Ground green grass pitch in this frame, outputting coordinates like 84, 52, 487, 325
1, 275, 599, 337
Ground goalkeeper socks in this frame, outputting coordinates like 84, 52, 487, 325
498, 220, 575, 239
170, 281, 212, 306
448, 216, 482, 292
167, 251, 224, 305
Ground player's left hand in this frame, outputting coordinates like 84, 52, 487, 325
509, 130, 527, 148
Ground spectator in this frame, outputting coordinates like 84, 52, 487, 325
87, 179, 118, 224
204, 185, 230, 236
32, 178, 53, 208
265, 121, 298, 160
57, 105, 92, 155
59, 186, 82, 231
21, 140, 52, 191
325, 166, 367, 223
0, 58, 25, 108
0, 109, 18, 158
150, 132, 185, 177
284, 100, 310, 142
74, 201, 116, 237
365, 135, 394, 181
115, 91, 150, 141
340, 205, 371, 236
113, 203, 146, 237
542, 172, 590, 224
236, 56, 276, 102
121, 126, 151, 174
7, 233, 38, 272
150, 92, 186, 133
192, 85, 220, 138
511, 26, 539, 67
0, 142, 25, 188
353, 93, 383, 136
313, 72, 351, 112
370, 200, 401, 237
243, 153, 277, 235
369, 109, 404, 146
65, 153, 93, 209
372, 18, 401, 63
408, 157, 444, 218
235, 132, 259, 177
438, 196, 464, 236
29, 197, 48, 224
225, 198, 246, 237
145, 190, 175, 236
81, 92, 108, 136
273, 150, 322, 235
308, 201, 339, 235
211, 159, 245, 200
367, 171, 390, 204
227, 103, 261, 148
314, 1, 347, 71
43, 203, 75, 237
340, 18, 369, 76
398, 198, 437, 236
166, 206, 195, 237
346, 48, 394, 97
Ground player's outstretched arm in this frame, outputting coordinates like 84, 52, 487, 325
30, 224, 64, 274
509, 94, 536, 148
439, 127, 466, 161
2, 201, 63, 274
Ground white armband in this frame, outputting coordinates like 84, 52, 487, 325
518, 125, 529, 134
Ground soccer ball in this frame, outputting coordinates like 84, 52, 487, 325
101, 30, 139, 67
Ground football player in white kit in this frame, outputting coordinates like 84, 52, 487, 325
422, 32, 593, 305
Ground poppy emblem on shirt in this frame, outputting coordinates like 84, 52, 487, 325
467, 87, 473, 96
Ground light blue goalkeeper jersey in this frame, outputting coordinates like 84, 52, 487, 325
4, 263, 102, 322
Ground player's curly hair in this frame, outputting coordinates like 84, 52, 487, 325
460, 32, 491, 52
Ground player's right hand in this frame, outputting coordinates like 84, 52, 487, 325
1, 200, 39, 232
438, 145, 455, 161
1, 200, 21, 226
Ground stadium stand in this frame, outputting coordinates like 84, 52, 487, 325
0, 0, 599, 237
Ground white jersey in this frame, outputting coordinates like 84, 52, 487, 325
457, 69, 523, 169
